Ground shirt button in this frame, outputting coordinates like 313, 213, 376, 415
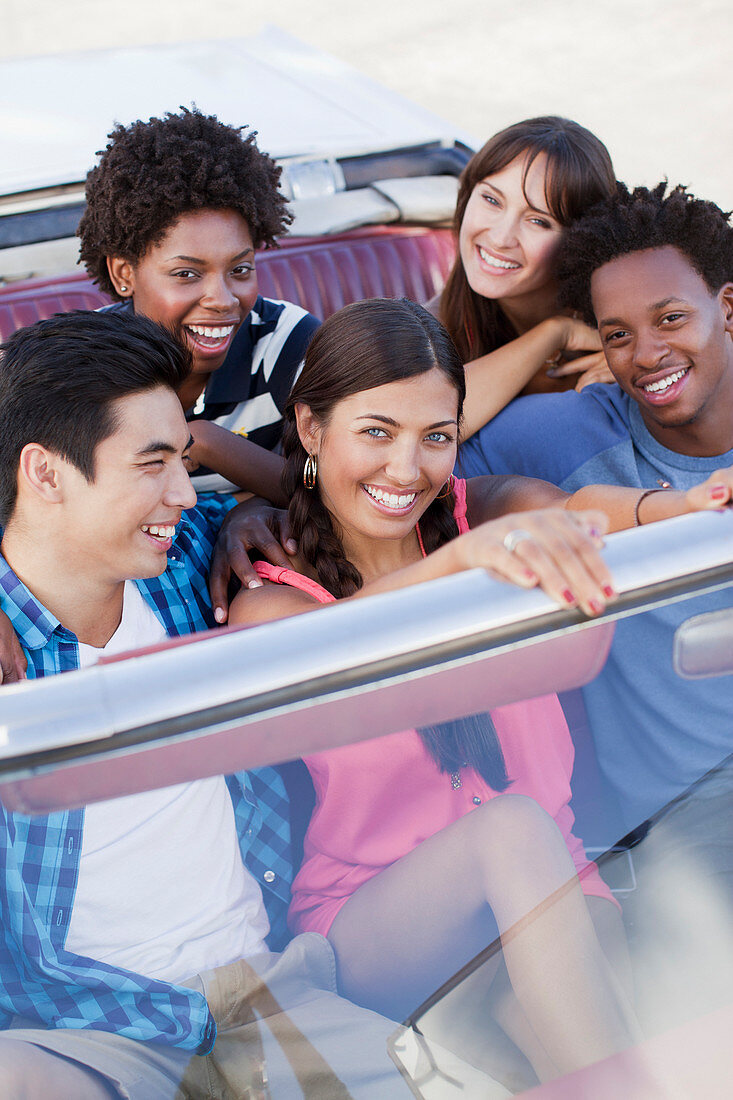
472, 796, 482, 806
263, 870, 276, 883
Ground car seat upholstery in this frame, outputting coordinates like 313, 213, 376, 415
0, 226, 456, 339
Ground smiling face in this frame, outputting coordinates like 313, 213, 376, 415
57, 386, 197, 586
592, 246, 733, 455
298, 368, 459, 555
458, 152, 563, 314
109, 209, 258, 384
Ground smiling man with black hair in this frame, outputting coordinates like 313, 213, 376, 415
0, 310, 403, 1099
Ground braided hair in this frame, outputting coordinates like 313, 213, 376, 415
282, 297, 509, 790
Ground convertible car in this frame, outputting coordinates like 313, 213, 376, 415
0, 31, 731, 1097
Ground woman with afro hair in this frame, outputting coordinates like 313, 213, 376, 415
78, 107, 320, 500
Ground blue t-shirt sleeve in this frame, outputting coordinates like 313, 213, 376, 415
457, 386, 630, 486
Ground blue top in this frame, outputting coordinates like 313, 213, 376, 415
0, 501, 291, 1053
459, 384, 733, 834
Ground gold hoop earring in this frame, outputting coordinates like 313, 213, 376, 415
436, 474, 455, 500
303, 453, 318, 490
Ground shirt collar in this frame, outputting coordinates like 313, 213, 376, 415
0, 553, 64, 650
629, 400, 733, 472
197, 297, 262, 406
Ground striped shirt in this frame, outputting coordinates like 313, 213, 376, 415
188, 296, 319, 492
103, 296, 320, 494
0, 501, 292, 1053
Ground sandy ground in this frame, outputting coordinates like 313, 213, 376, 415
1, 0, 731, 207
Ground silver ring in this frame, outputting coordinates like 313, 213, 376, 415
502, 528, 534, 553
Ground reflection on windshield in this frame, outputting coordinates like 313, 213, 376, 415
1, 588, 731, 1096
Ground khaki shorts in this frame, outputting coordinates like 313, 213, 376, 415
1, 933, 407, 1099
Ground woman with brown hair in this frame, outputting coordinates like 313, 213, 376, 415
228, 296, 641, 1083
430, 116, 618, 439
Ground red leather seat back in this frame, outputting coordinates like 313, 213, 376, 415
0, 226, 456, 340
0, 273, 110, 339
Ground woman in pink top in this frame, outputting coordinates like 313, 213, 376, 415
229, 298, 638, 1081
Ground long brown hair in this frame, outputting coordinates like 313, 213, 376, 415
282, 297, 509, 790
440, 116, 616, 361
283, 298, 465, 598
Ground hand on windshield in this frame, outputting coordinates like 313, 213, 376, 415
209, 500, 297, 624
0, 608, 27, 684
451, 508, 613, 617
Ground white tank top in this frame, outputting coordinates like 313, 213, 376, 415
66, 582, 270, 981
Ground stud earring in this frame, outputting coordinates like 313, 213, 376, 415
119, 285, 128, 293
303, 453, 318, 490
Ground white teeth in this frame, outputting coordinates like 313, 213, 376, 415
478, 246, 519, 270
187, 324, 234, 339
364, 485, 417, 509
142, 525, 175, 538
643, 368, 687, 393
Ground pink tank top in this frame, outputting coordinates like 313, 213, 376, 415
255, 479, 613, 935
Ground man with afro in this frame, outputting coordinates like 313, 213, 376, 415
458, 182, 733, 1028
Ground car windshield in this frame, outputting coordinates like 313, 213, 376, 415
1, 511, 731, 1096
0, 21, 731, 1096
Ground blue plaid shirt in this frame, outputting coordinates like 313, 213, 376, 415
0, 500, 292, 1054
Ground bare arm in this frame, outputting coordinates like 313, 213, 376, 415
228, 505, 616, 625
461, 317, 605, 440
466, 470, 733, 533
188, 420, 287, 506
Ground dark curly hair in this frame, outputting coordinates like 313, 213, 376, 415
78, 107, 292, 298
557, 181, 733, 324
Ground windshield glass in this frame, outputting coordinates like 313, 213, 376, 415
1, 552, 731, 1097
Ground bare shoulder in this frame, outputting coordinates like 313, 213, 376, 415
229, 578, 321, 626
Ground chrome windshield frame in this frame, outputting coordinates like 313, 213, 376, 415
0, 511, 731, 788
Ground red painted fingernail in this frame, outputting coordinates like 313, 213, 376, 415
523, 569, 538, 581
563, 589, 577, 604
710, 485, 727, 500
602, 584, 615, 598
589, 598, 604, 615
